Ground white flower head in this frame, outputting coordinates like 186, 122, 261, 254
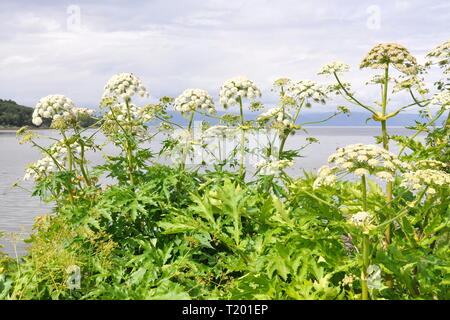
219, 76, 261, 108
32, 95, 75, 126
349, 211, 374, 228
313, 165, 338, 189
174, 88, 216, 115
360, 43, 418, 75
23, 139, 84, 182
318, 61, 350, 75
103, 102, 154, 140
400, 169, 450, 194
328, 144, 406, 175
314, 144, 408, 187
426, 39, 450, 74
202, 125, 236, 140
376, 171, 394, 182
414, 159, 449, 171
287, 80, 328, 103
354, 168, 370, 177
430, 91, 450, 110
255, 156, 294, 175
256, 107, 294, 130
24, 156, 57, 181
102, 73, 149, 101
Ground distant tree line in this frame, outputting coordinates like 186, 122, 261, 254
0, 99, 98, 128
0, 99, 34, 127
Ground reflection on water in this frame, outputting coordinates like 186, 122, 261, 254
0, 127, 424, 256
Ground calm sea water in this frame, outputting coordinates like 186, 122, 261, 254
0, 127, 423, 256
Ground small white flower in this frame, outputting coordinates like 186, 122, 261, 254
357, 155, 368, 162
32, 95, 75, 126
102, 73, 148, 101
354, 168, 369, 177
318, 165, 333, 177
256, 156, 294, 175
349, 211, 374, 227
368, 159, 379, 167
401, 169, 450, 194
219, 76, 261, 107
256, 107, 294, 129
32, 117, 43, 126
342, 162, 354, 169
414, 159, 448, 170
202, 125, 235, 139
318, 61, 350, 75
430, 91, 450, 110
376, 171, 394, 182
287, 80, 328, 102
383, 161, 395, 170
426, 39, 450, 74
174, 88, 215, 115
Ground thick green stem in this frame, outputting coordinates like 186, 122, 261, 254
78, 141, 91, 186
361, 174, 370, 300
279, 100, 303, 156
380, 67, 393, 247
124, 100, 135, 185
239, 97, 245, 177
361, 175, 368, 211
361, 234, 370, 300
73, 127, 92, 187
180, 112, 195, 170
62, 133, 74, 172
61, 131, 75, 203
334, 73, 376, 114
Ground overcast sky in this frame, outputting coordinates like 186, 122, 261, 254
0, 0, 449, 113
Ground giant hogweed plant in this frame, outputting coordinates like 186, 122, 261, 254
317, 42, 450, 280
1, 40, 449, 300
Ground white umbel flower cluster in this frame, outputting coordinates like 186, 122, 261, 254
400, 169, 450, 195
103, 102, 154, 139
219, 76, 261, 107
430, 91, 450, 110
318, 62, 350, 75
51, 140, 82, 158
166, 129, 200, 163
24, 156, 57, 181
105, 103, 153, 123
32, 95, 75, 126
413, 159, 448, 171
255, 156, 294, 175
174, 89, 215, 115
313, 165, 338, 188
256, 107, 294, 129
313, 144, 409, 189
71, 108, 95, 117
23, 140, 82, 181
349, 211, 374, 228
102, 73, 148, 101
426, 39, 450, 73
287, 80, 328, 103
201, 125, 237, 140
360, 43, 418, 75
172, 129, 197, 144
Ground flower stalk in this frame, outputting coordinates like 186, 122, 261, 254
361, 174, 370, 300
239, 96, 245, 177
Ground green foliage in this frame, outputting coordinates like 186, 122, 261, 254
2, 42, 449, 299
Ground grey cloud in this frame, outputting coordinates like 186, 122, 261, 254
0, 0, 448, 112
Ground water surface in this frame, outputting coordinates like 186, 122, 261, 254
0, 127, 423, 256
